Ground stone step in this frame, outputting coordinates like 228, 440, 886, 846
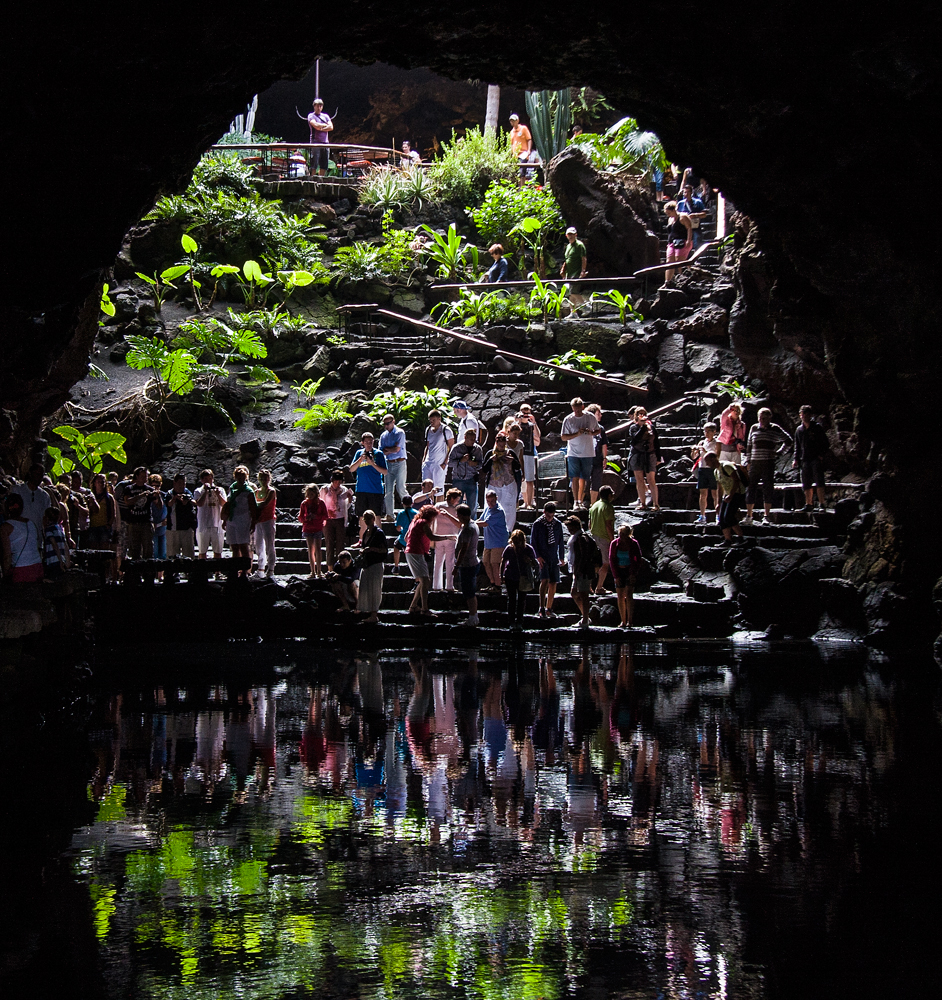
662, 520, 828, 539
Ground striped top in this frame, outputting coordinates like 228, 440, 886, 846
746, 422, 792, 463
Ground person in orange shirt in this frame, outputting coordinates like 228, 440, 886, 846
509, 113, 534, 177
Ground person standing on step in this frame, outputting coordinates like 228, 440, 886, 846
609, 524, 643, 628
223, 465, 258, 578
530, 501, 567, 619
481, 432, 522, 531
704, 453, 746, 544
586, 403, 609, 505
421, 410, 455, 494
356, 509, 387, 624
166, 474, 196, 560
692, 422, 721, 523
663, 201, 693, 282
195, 469, 227, 567
561, 397, 598, 509
742, 407, 792, 525
320, 470, 354, 571
405, 505, 456, 617
1, 494, 44, 583
453, 504, 481, 626
561, 227, 588, 281
477, 489, 509, 591
500, 528, 539, 629
447, 428, 484, 515
351, 432, 388, 519
393, 494, 417, 574
253, 470, 277, 578
793, 405, 830, 512
299, 484, 329, 578
567, 516, 601, 629
718, 402, 746, 465
453, 400, 482, 444
588, 484, 616, 594
627, 406, 661, 510
379, 414, 408, 522
516, 403, 541, 509
432, 488, 463, 592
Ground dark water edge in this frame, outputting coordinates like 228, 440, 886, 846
1, 638, 940, 1000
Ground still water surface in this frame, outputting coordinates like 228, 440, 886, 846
67, 642, 940, 999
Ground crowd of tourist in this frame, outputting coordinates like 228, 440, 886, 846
1, 396, 831, 631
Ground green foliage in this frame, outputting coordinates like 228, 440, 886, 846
191, 151, 259, 195
525, 89, 572, 162
469, 180, 565, 255
99, 283, 115, 317
427, 127, 518, 207
292, 397, 352, 431
590, 288, 642, 325
366, 387, 452, 428
358, 167, 441, 213
712, 378, 756, 400
420, 224, 480, 282
432, 288, 531, 328
215, 130, 283, 146
571, 116, 667, 180
398, 167, 438, 210
571, 87, 614, 129
332, 212, 419, 285
47, 426, 127, 477
529, 275, 571, 324
292, 377, 324, 405
547, 350, 602, 381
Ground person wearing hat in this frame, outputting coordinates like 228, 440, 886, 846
452, 401, 481, 444
508, 113, 532, 158
307, 98, 334, 175
561, 227, 588, 280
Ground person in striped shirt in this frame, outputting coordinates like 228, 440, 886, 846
743, 408, 793, 524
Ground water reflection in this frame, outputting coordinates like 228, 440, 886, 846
68, 644, 933, 999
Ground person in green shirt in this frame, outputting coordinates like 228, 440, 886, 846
561, 226, 588, 280
588, 485, 616, 593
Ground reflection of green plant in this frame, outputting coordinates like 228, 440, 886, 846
470, 180, 564, 255
590, 289, 642, 326
367, 387, 452, 428
47, 425, 127, 477
529, 275, 571, 324
571, 116, 667, 180
293, 397, 352, 431
547, 349, 601, 381
427, 127, 518, 207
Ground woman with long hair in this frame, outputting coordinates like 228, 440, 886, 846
609, 524, 643, 628
405, 505, 457, 617
500, 528, 539, 629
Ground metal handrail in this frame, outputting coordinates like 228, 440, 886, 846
431, 275, 641, 292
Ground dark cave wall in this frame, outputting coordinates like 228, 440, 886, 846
2, 7, 939, 630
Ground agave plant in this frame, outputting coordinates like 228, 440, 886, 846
358, 167, 404, 212
399, 167, 438, 209
525, 89, 571, 162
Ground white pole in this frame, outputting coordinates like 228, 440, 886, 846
716, 192, 726, 239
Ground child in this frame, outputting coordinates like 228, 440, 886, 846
691, 422, 721, 524
327, 549, 359, 610
43, 506, 70, 580
298, 484, 329, 579
394, 494, 418, 574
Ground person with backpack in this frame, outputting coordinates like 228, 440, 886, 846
566, 516, 602, 628
609, 524, 643, 628
703, 453, 746, 544
500, 528, 540, 629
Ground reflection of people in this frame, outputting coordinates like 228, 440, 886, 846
307, 98, 333, 175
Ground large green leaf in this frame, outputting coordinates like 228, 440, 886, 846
244, 365, 279, 384
180, 233, 198, 253
52, 424, 83, 444
211, 264, 241, 277
160, 264, 191, 283
243, 259, 263, 282
231, 328, 267, 359
126, 336, 170, 371
84, 432, 127, 464
160, 349, 197, 395
135, 271, 158, 287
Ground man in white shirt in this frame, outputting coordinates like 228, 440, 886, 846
452, 400, 481, 444
10, 463, 56, 552
560, 397, 599, 509
379, 413, 408, 521
194, 468, 227, 561
422, 410, 455, 491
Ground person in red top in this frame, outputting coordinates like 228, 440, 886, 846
253, 470, 277, 578
299, 484, 329, 578
404, 505, 456, 617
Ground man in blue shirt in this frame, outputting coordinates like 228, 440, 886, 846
676, 184, 709, 247
476, 488, 508, 590
350, 432, 388, 518
529, 501, 568, 618
379, 413, 407, 521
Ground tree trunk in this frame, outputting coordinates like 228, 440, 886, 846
485, 84, 500, 134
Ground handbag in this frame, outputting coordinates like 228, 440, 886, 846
517, 549, 535, 592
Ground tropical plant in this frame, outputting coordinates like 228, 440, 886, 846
427, 127, 518, 207
432, 288, 531, 329
358, 167, 404, 212
570, 116, 668, 180
190, 151, 259, 195
366, 387, 453, 429
292, 377, 324, 405
135, 264, 191, 312
100, 283, 116, 317
420, 224, 480, 282
546, 350, 602, 381
399, 166, 438, 210
711, 378, 756, 400
509, 216, 550, 278
332, 212, 419, 285
293, 397, 352, 431
469, 180, 565, 252
525, 89, 572, 162
570, 87, 614, 130
590, 289, 642, 326
47, 426, 127, 477
528, 275, 571, 325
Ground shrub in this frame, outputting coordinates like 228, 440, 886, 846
191, 151, 259, 195
332, 212, 419, 284
432, 289, 531, 328
358, 166, 440, 212
427, 127, 518, 207
470, 180, 565, 252
366, 387, 452, 429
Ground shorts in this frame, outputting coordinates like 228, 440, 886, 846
313, 146, 329, 171
86, 526, 112, 549
719, 449, 742, 465
303, 530, 324, 541
590, 464, 604, 491
567, 455, 594, 481
697, 467, 717, 490
458, 565, 479, 598
612, 571, 636, 590
355, 492, 385, 518
629, 452, 657, 474
406, 552, 430, 579
11, 563, 44, 583
718, 493, 743, 529
523, 454, 536, 482
801, 459, 825, 490
666, 242, 691, 264
572, 575, 594, 594
539, 559, 561, 584
592, 535, 610, 566
197, 526, 224, 556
